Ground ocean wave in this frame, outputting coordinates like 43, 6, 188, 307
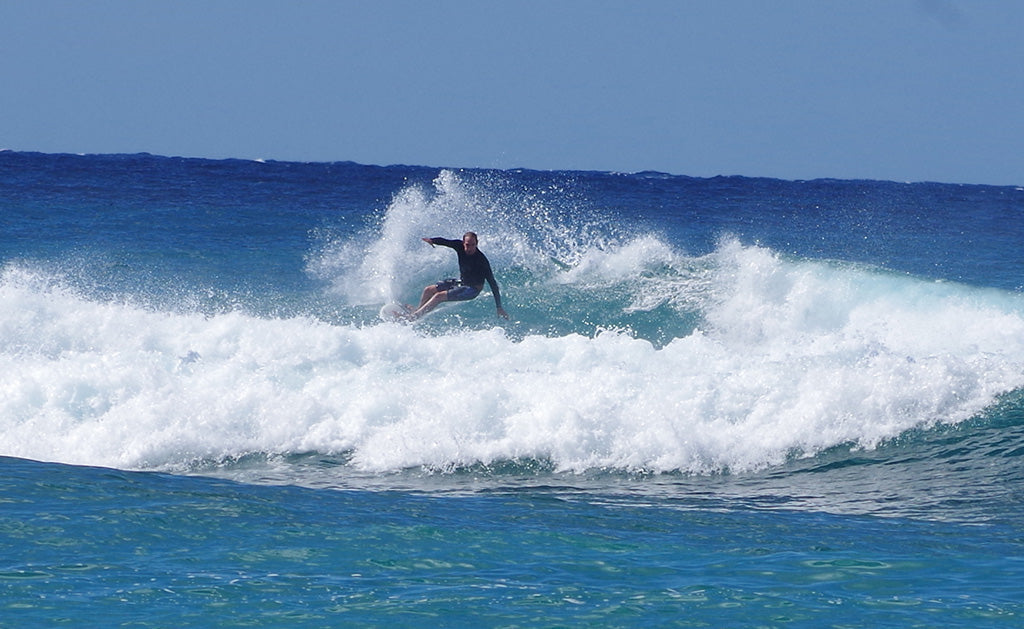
3, 233, 1023, 478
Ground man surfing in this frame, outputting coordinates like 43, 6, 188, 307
409, 231, 509, 320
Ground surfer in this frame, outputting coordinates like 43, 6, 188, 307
411, 232, 509, 320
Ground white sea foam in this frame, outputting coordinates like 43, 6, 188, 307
3, 238, 1023, 476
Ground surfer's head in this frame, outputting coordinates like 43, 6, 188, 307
462, 231, 478, 254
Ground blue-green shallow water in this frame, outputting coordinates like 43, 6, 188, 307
3, 456, 1022, 627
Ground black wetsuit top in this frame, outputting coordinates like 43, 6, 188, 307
431, 238, 502, 309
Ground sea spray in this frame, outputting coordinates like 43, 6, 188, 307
310, 169, 628, 306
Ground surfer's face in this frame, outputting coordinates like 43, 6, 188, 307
463, 234, 478, 254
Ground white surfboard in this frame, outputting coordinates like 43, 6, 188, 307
379, 302, 413, 322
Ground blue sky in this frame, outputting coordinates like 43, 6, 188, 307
2, 1, 1021, 185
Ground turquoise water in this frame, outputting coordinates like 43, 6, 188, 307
2, 152, 1023, 625
5, 457, 1022, 627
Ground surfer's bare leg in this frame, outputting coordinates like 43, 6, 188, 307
412, 290, 447, 319
418, 284, 440, 308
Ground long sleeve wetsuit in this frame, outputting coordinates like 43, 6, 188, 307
429, 238, 503, 309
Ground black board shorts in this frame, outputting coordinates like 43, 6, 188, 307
435, 279, 481, 302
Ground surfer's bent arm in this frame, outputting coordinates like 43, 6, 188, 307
483, 266, 508, 318
485, 272, 503, 310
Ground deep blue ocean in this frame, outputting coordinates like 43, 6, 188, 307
2, 151, 1024, 626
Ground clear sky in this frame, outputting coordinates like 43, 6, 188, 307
2, 1, 1021, 185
